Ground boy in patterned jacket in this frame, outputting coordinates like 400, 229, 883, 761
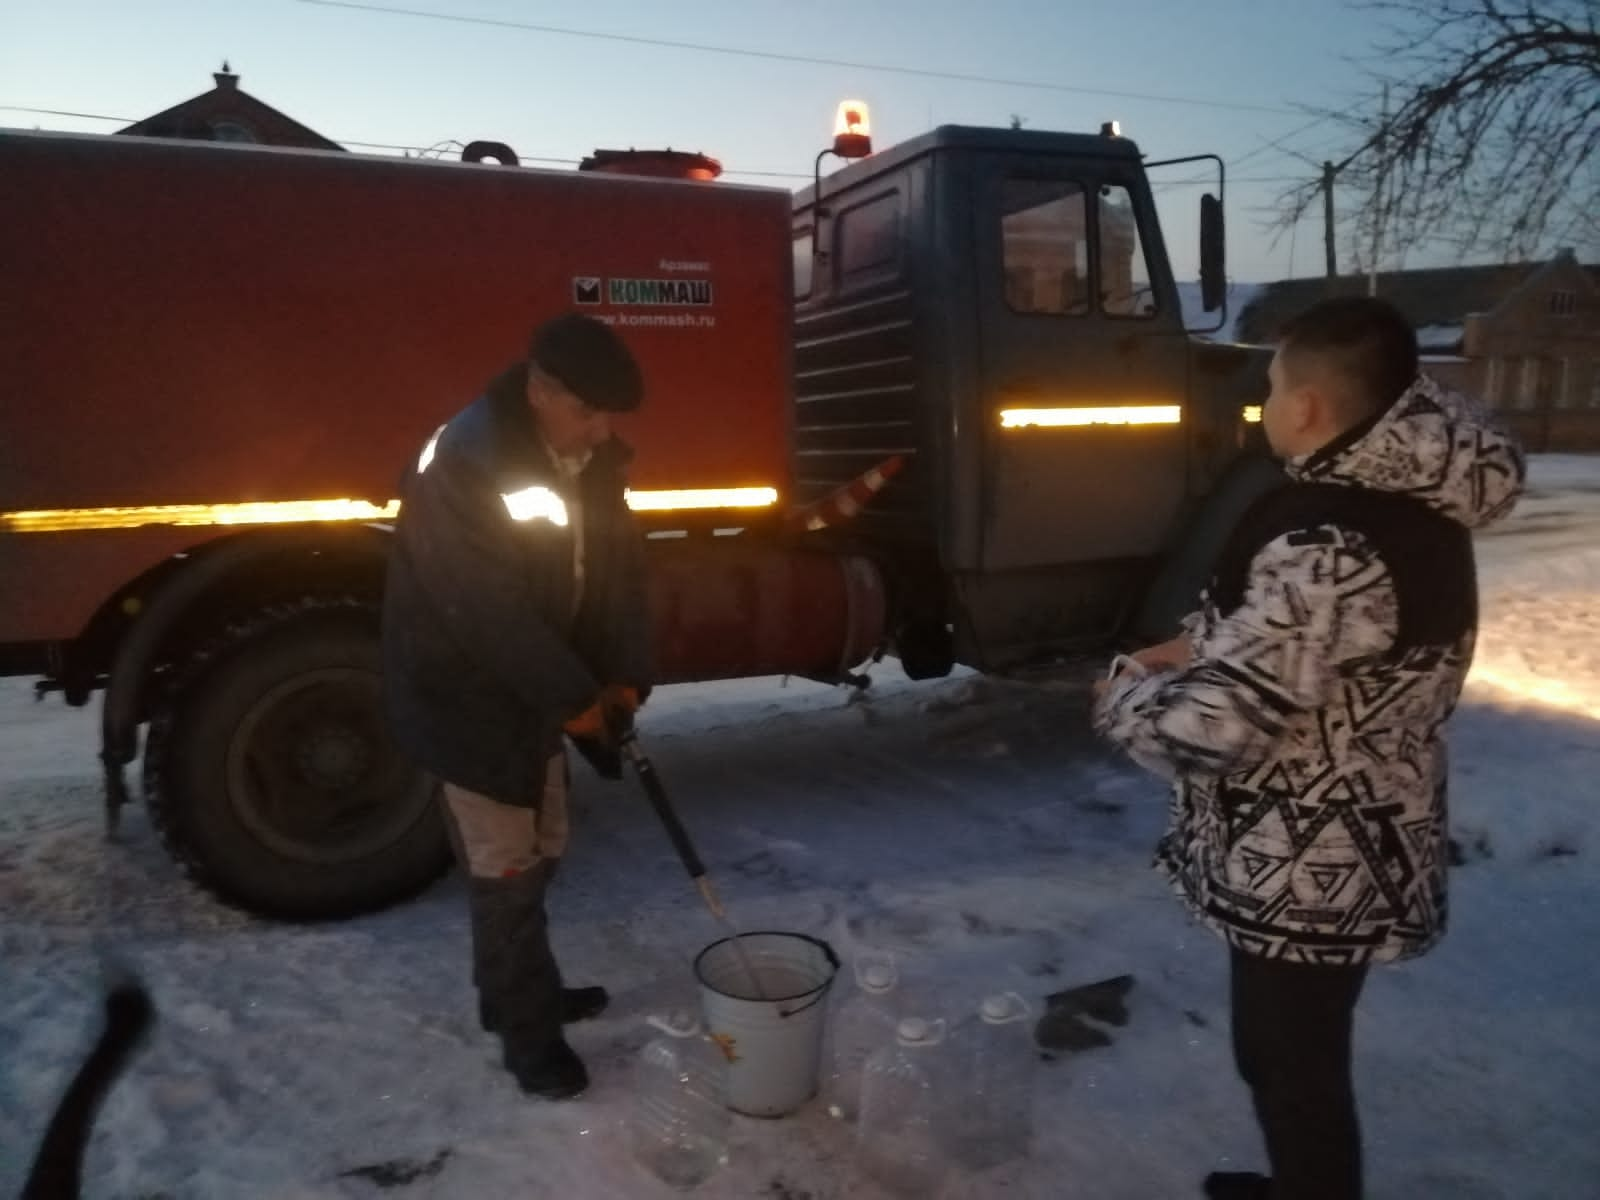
1093, 297, 1524, 1200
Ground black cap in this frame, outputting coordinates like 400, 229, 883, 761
528, 313, 643, 413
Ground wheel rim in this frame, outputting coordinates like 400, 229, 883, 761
224, 667, 433, 865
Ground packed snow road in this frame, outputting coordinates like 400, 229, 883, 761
3, 457, 1598, 1199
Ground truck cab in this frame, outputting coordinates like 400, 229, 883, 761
792, 124, 1265, 676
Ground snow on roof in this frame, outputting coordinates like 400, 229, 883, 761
1415, 323, 1466, 350
1177, 280, 1265, 343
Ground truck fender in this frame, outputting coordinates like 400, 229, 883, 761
97, 526, 392, 831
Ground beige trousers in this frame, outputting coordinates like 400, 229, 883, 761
440, 753, 569, 879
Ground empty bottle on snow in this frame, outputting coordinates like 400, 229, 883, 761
855, 1016, 948, 1196
823, 952, 901, 1122
627, 1011, 731, 1191
944, 990, 1035, 1171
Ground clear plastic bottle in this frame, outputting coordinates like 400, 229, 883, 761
823, 952, 901, 1122
855, 1016, 949, 1197
627, 1011, 731, 1191
944, 991, 1036, 1171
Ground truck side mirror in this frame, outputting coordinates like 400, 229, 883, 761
1200, 193, 1225, 312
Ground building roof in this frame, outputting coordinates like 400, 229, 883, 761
117, 65, 343, 152
1234, 262, 1543, 346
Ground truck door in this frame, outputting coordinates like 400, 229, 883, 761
953, 153, 1190, 663
975, 156, 1189, 569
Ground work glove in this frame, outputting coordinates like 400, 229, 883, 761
563, 684, 640, 744
563, 685, 641, 780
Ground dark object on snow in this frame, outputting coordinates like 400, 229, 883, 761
1035, 1011, 1113, 1052
1204, 1170, 1273, 1199
338, 1148, 454, 1189
1034, 973, 1134, 1053
1448, 831, 1495, 866
22, 975, 156, 1200
1051, 973, 1134, 1025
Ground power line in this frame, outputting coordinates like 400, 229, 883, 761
297, 0, 1303, 117
0, 104, 131, 123
0, 105, 1311, 185
1231, 114, 1334, 171
0, 104, 420, 152
1151, 174, 1308, 192
722, 168, 811, 180
0, 103, 813, 176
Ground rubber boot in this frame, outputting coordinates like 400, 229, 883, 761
466, 869, 588, 1099
479, 985, 610, 1032
466, 857, 608, 1032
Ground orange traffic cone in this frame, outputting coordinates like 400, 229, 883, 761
790, 454, 906, 533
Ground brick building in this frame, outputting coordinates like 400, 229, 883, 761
117, 64, 343, 152
1236, 252, 1600, 451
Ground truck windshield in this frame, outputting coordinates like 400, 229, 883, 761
1098, 184, 1157, 319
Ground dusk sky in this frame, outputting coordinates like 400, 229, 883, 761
5, 1, 1460, 282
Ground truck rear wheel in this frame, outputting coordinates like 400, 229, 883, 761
143, 600, 449, 920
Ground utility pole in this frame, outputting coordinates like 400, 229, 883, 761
1323, 160, 1338, 278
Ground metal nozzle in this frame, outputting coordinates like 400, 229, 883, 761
695, 874, 726, 920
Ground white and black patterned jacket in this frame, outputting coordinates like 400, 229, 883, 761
1094, 376, 1525, 965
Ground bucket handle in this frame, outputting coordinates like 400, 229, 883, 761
777, 986, 829, 1020
777, 939, 841, 1019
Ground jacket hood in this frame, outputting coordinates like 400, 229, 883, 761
1288, 372, 1526, 530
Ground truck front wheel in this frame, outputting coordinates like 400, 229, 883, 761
143, 601, 450, 920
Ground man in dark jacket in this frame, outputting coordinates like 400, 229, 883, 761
382, 313, 652, 1100
1094, 298, 1524, 1199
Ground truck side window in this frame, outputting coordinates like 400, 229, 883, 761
1001, 179, 1089, 316
1098, 184, 1157, 318
793, 228, 814, 299
835, 190, 902, 290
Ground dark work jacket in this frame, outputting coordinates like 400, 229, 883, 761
381, 367, 652, 805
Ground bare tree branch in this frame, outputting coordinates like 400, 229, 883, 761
1270, 0, 1600, 267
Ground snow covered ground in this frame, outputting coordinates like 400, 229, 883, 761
3, 456, 1598, 1200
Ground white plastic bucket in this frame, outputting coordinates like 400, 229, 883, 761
694, 932, 840, 1118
